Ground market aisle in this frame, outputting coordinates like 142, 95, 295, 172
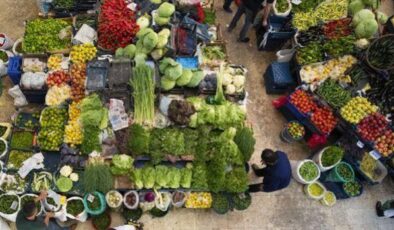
0, 1, 393, 230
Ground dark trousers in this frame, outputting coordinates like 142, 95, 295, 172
228, 3, 255, 40
248, 167, 265, 193
223, 0, 233, 9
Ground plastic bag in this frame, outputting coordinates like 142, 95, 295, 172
8, 86, 28, 107
272, 96, 287, 108
123, 191, 139, 210
65, 197, 88, 222
307, 134, 327, 149
154, 192, 171, 211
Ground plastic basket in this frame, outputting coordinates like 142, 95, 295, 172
0, 123, 12, 140
86, 59, 109, 91
108, 59, 132, 90
366, 34, 394, 71
326, 162, 355, 183
83, 192, 106, 216
7, 56, 22, 85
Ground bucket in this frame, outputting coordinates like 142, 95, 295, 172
83, 192, 107, 216
280, 121, 304, 143
325, 162, 355, 183
276, 49, 295, 62
0, 34, 14, 50
303, 182, 326, 200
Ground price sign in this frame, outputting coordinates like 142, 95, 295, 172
369, 150, 381, 160
10, 201, 18, 210
87, 194, 95, 203
356, 141, 364, 148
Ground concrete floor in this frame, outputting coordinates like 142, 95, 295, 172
1, 1, 394, 230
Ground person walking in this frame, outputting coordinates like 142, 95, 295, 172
249, 149, 291, 192
223, 0, 234, 13
376, 199, 394, 218
227, 0, 274, 42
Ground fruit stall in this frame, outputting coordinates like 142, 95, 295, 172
0, 0, 254, 227
269, 0, 394, 202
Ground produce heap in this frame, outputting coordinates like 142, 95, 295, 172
0, 0, 255, 224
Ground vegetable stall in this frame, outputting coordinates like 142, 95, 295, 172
266, 0, 393, 203
0, 0, 255, 226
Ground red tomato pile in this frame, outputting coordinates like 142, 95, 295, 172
357, 113, 389, 142
323, 18, 352, 39
311, 107, 337, 133
290, 90, 318, 114
47, 71, 70, 87
70, 64, 86, 102
375, 130, 394, 157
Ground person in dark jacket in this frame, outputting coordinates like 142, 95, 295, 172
249, 149, 292, 192
223, 0, 234, 13
227, 0, 274, 42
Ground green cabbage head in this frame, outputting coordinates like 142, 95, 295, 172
355, 19, 378, 39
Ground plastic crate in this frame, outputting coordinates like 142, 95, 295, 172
108, 59, 132, 90
21, 89, 47, 104
263, 62, 296, 94
103, 88, 132, 112
86, 59, 109, 91
176, 56, 199, 69
7, 56, 22, 85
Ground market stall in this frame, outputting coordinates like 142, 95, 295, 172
0, 0, 256, 226
268, 0, 394, 203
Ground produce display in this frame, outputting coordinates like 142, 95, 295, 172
360, 153, 380, 180
15, 112, 40, 129
289, 90, 317, 114
154, 2, 175, 26
300, 55, 357, 83
231, 193, 252, 211
70, 63, 87, 101
323, 36, 356, 58
70, 43, 97, 64
10, 130, 34, 149
367, 35, 394, 70
343, 181, 361, 197
98, 0, 139, 51
7, 150, 34, 169
0, 50, 8, 62
322, 18, 352, 39
0, 139, 6, 153
167, 100, 196, 125
340, 97, 378, 124
321, 146, 344, 167
47, 55, 63, 70
286, 121, 305, 140
47, 71, 70, 87
185, 192, 212, 208
0, 194, 19, 214
64, 101, 83, 147
357, 113, 389, 142
83, 157, 113, 193
23, 18, 72, 53
212, 193, 230, 214
352, 9, 379, 39
296, 42, 324, 65
21, 195, 42, 213
310, 107, 337, 133
1, 174, 27, 193
66, 199, 84, 217
306, 182, 325, 197
374, 131, 394, 157
45, 84, 71, 106
222, 65, 246, 95
296, 26, 324, 46
202, 45, 226, 65
92, 212, 111, 230
321, 191, 336, 206
336, 163, 354, 182
274, 0, 291, 13
299, 161, 319, 182
38, 107, 67, 150
31, 172, 53, 192
317, 79, 351, 109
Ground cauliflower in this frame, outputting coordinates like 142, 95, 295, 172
225, 84, 236, 94
233, 75, 245, 88
60, 165, 73, 177
69, 173, 79, 182
355, 39, 369, 49
222, 73, 233, 86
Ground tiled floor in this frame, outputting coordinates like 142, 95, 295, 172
1, 1, 394, 230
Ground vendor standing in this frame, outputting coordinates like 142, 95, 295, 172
227, 0, 274, 42
16, 191, 67, 230
249, 149, 291, 192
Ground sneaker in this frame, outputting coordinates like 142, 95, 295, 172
238, 37, 250, 43
223, 6, 233, 13
376, 201, 384, 217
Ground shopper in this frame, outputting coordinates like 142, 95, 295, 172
223, 0, 234, 13
376, 199, 394, 218
249, 149, 291, 192
227, 0, 274, 42
16, 191, 69, 230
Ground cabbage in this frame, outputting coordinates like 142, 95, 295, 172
142, 32, 158, 52
154, 15, 170, 26
115, 48, 124, 57
151, 48, 165, 60
110, 154, 134, 176
158, 28, 171, 38
155, 165, 170, 188
156, 34, 168, 49
159, 58, 177, 73
136, 28, 154, 39
355, 19, 378, 38
363, 0, 379, 9
348, 0, 365, 16
157, 2, 175, 18
164, 64, 183, 80
56, 176, 73, 192
377, 11, 388, 24
167, 167, 181, 188
161, 77, 176, 91
134, 53, 147, 66
352, 9, 375, 27
137, 16, 150, 29
123, 44, 136, 58
180, 168, 192, 188
186, 70, 204, 87
176, 69, 193, 86
142, 166, 156, 189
